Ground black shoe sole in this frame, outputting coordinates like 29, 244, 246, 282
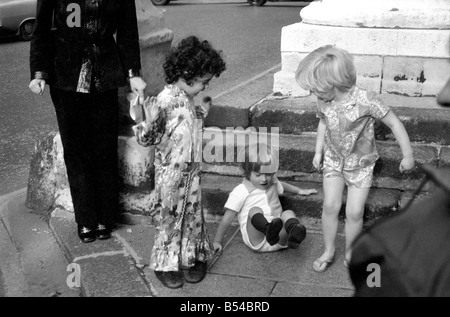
79, 236, 96, 243
96, 232, 111, 240
184, 262, 207, 284
154, 271, 184, 289
184, 273, 206, 284
288, 225, 307, 249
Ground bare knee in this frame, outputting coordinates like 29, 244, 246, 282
281, 210, 295, 222
322, 200, 342, 216
345, 206, 364, 222
248, 207, 263, 219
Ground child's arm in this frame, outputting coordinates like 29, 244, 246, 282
213, 209, 236, 253
313, 118, 326, 170
280, 181, 318, 196
381, 111, 415, 172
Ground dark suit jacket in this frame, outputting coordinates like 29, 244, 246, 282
30, 0, 141, 93
349, 186, 450, 297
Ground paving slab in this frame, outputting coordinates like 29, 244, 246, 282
145, 266, 276, 298
77, 253, 151, 297
1, 191, 79, 297
49, 210, 152, 297
271, 282, 354, 297
211, 229, 354, 293
50, 210, 124, 259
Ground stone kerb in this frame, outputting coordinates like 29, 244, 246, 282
273, 0, 450, 98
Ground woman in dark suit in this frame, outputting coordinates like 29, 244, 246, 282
29, 0, 147, 243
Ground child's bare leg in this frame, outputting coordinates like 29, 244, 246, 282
247, 207, 282, 246
319, 177, 345, 261
279, 210, 306, 249
344, 187, 370, 263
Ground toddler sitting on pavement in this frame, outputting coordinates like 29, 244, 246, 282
213, 143, 317, 253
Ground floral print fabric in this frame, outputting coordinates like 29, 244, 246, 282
316, 86, 390, 172
137, 84, 213, 272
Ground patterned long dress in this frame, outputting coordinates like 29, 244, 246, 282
137, 84, 213, 272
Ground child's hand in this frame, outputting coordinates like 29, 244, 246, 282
312, 153, 323, 171
196, 96, 212, 118
129, 76, 147, 105
213, 241, 223, 253
298, 188, 318, 196
399, 156, 415, 173
202, 96, 212, 117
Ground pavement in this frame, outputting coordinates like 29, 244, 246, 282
1, 188, 354, 298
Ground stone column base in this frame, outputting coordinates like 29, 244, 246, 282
274, 22, 450, 97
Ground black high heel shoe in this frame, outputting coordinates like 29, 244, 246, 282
78, 225, 96, 243
95, 223, 111, 240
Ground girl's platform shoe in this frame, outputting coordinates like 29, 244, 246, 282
184, 261, 207, 284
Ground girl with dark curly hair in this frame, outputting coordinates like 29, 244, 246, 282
132, 35, 226, 289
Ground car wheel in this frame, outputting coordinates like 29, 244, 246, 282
151, 0, 170, 5
20, 20, 35, 41
247, 0, 267, 6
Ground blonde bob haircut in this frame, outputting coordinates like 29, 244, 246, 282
295, 45, 356, 93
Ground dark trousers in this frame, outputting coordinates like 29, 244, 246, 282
50, 87, 119, 228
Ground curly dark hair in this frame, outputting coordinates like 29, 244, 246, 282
163, 36, 227, 85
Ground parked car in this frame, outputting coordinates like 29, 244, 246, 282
0, 0, 36, 41
151, 0, 314, 7
248, 0, 314, 6
152, 0, 171, 5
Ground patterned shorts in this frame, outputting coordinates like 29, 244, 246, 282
323, 163, 375, 188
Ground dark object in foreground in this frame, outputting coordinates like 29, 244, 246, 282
349, 164, 450, 297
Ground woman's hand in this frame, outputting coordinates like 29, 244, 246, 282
29, 79, 46, 95
129, 76, 147, 104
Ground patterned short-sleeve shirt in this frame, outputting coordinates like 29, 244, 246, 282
316, 86, 390, 171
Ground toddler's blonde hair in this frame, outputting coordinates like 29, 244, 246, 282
295, 45, 356, 93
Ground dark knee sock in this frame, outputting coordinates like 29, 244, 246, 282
284, 218, 300, 233
250, 213, 270, 233
251, 213, 282, 245
285, 218, 306, 249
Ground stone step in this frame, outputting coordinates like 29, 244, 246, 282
199, 173, 419, 229
209, 94, 450, 146
201, 127, 444, 192
120, 172, 419, 228
25, 132, 434, 230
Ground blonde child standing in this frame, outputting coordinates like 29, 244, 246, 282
295, 45, 415, 272
213, 143, 317, 254
132, 36, 226, 288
